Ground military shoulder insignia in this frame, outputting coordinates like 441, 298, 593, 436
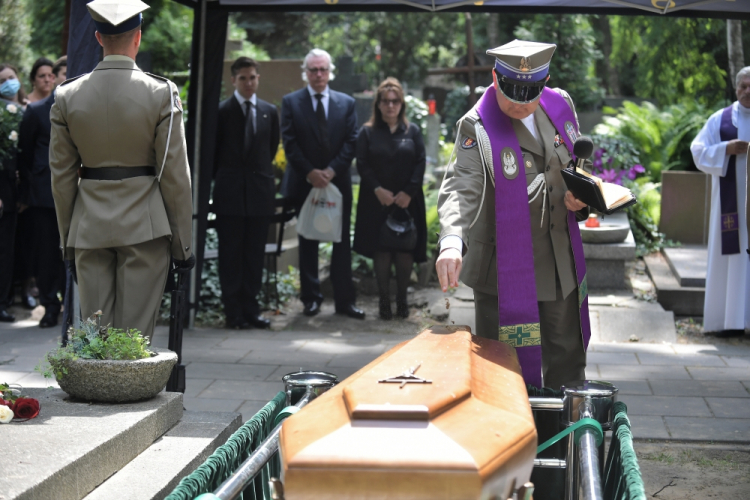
461, 137, 477, 149
554, 134, 565, 148
564, 121, 578, 144
173, 93, 183, 112
59, 73, 87, 87
500, 147, 519, 180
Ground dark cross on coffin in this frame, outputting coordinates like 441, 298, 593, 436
427, 13, 493, 106
378, 362, 433, 389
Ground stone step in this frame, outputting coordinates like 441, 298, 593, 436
84, 411, 242, 500
644, 252, 704, 316
1, 389, 183, 500
663, 245, 707, 287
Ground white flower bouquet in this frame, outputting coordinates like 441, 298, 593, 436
0, 102, 23, 170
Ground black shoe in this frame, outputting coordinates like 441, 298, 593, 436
0, 309, 15, 322
39, 312, 58, 328
246, 314, 271, 329
336, 304, 365, 320
22, 294, 37, 310
713, 329, 745, 338
226, 318, 250, 330
396, 299, 409, 319
303, 302, 321, 317
379, 297, 392, 320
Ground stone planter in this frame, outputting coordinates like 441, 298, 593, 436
50, 347, 177, 403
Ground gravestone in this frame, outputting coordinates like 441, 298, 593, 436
660, 171, 710, 245
580, 212, 636, 289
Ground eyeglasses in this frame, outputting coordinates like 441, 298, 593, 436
306, 67, 330, 74
380, 99, 401, 107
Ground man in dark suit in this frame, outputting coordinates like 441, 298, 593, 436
213, 57, 280, 329
281, 49, 364, 319
18, 76, 65, 328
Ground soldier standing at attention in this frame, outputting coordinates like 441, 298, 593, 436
436, 40, 592, 389
49, 0, 194, 341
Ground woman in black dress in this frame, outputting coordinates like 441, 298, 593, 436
353, 78, 427, 319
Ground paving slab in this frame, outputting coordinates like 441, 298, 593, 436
663, 245, 707, 288
184, 378, 216, 398
184, 361, 277, 381
238, 400, 276, 422
607, 379, 652, 395
587, 352, 639, 365
598, 364, 691, 380
595, 308, 676, 343
665, 416, 750, 442
201, 379, 283, 401
721, 356, 750, 367
0, 389, 183, 500
623, 395, 712, 417
238, 348, 334, 366
636, 352, 727, 367
84, 411, 241, 500
183, 396, 243, 414
705, 397, 750, 418
649, 380, 749, 398
626, 414, 671, 440
687, 367, 750, 381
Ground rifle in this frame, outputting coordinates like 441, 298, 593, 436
166, 264, 189, 393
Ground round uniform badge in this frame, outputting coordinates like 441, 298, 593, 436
564, 121, 577, 144
525, 159, 533, 169
461, 137, 477, 149
500, 147, 519, 180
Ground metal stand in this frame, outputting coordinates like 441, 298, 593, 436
562, 381, 618, 500
166, 267, 189, 393
211, 371, 339, 500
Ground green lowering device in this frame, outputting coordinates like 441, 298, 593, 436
165, 392, 286, 500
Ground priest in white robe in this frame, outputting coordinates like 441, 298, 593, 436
690, 67, 750, 337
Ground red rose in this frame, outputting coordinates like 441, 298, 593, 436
12, 398, 40, 420
0, 399, 10, 407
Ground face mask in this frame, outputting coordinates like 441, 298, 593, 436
0, 78, 21, 98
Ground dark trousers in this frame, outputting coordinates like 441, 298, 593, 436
28, 207, 65, 316
298, 200, 355, 309
0, 211, 17, 307
473, 275, 586, 390
216, 214, 270, 322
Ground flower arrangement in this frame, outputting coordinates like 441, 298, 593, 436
590, 134, 646, 185
36, 313, 153, 381
0, 102, 22, 170
0, 383, 40, 423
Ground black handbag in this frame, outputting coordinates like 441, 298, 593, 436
379, 207, 417, 252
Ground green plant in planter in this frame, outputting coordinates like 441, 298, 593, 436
36, 314, 152, 380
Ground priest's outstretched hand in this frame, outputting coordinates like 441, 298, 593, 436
726, 139, 749, 156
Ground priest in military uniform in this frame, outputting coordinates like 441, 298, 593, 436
49, 0, 193, 340
436, 40, 592, 389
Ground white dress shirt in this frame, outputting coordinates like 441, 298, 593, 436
307, 85, 330, 118
234, 90, 257, 132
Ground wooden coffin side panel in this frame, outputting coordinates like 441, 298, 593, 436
283, 469, 482, 500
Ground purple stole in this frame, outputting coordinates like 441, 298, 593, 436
476, 86, 591, 388
719, 106, 741, 255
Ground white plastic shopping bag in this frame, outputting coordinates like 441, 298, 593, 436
297, 183, 343, 243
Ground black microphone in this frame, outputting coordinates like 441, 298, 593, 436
568, 136, 594, 170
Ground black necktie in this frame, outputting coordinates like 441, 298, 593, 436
243, 100, 254, 158
315, 93, 330, 158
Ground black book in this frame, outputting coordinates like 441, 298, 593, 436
560, 167, 637, 215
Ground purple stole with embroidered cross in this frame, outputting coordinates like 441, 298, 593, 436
719, 106, 741, 255
476, 86, 591, 388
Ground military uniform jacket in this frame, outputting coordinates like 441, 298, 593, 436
438, 88, 589, 301
49, 58, 193, 261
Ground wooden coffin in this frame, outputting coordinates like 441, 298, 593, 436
279, 326, 537, 500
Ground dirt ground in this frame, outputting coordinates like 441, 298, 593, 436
635, 441, 750, 499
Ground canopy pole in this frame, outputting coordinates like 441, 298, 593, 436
189, 0, 208, 329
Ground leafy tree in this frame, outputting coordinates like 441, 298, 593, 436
515, 14, 604, 111
140, 1, 193, 75
28, 0, 66, 60
609, 16, 728, 107
0, 0, 32, 71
